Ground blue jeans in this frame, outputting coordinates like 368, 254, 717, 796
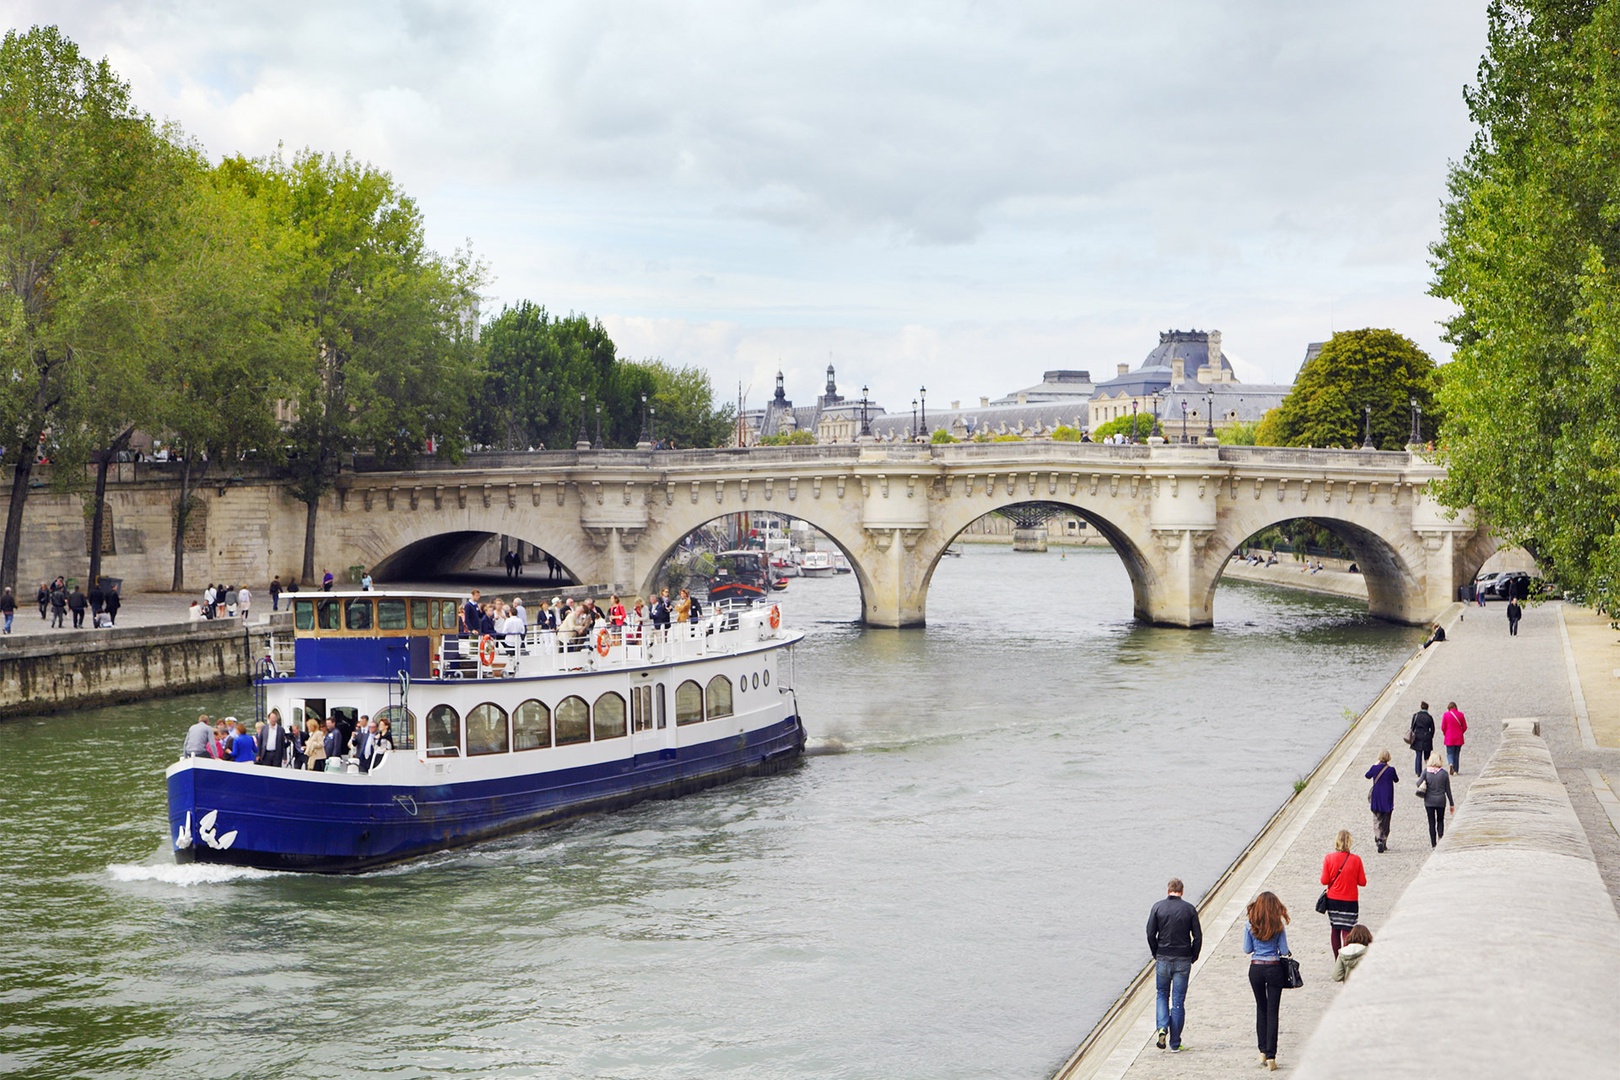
2, 612, 11, 633
1446, 745, 1461, 772
1154, 956, 1192, 1049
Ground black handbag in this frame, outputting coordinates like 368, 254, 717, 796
1316, 852, 1351, 914
1281, 954, 1304, 989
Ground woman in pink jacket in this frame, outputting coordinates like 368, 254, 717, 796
1441, 701, 1468, 775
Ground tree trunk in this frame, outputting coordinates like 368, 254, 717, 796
88, 425, 136, 588
170, 455, 201, 593
301, 497, 318, 585
0, 419, 45, 592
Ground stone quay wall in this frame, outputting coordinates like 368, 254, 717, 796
0, 619, 257, 720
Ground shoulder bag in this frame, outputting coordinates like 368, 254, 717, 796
1281, 953, 1304, 989
1415, 776, 1428, 797
1315, 852, 1350, 914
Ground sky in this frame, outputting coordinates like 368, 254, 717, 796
19, 1, 1490, 413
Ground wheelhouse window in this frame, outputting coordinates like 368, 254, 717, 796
377, 599, 407, 631
373, 705, 416, 750
411, 599, 433, 630
317, 599, 340, 631
345, 599, 373, 631
706, 675, 733, 720
514, 700, 551, 750
593, 692, 627, 740
467, 703, 510, 756
293, 599, 315, 631
555, 696, 590, 746
441, 601, 458, 629
675, 680, 704, 725
425, 704, 460, 756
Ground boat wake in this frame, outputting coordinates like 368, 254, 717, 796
107, 861, 280, 886
806, 737, 852, 755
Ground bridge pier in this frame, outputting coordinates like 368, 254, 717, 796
859, 528, 928, 628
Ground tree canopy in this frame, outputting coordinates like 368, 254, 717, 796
1430, 0, 1620, 611
1253, 329, 1439, 450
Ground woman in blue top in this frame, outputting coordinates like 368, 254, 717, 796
230, 720, 258, 764
1243, 891, 1290, 1071
1365, 750, 1400, 852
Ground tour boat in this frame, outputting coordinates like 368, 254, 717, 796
166, 591, 805, 873
798, 550, 835, 578
705, 550, 775, 604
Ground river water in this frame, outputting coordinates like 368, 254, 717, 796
0, 546, 1422, 1079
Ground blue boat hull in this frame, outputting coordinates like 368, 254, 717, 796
169, 714, 805, 873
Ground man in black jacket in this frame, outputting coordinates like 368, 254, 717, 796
256, 709, 288, 767
1408, 702, 1436, 778
1146, 877, 1202, 1053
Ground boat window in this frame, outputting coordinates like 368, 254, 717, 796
467, 703, 510, 756
555, 696, 590, 745
752, 672, 759, 690
593, 692, 627, 740
411, 599, 432, 630
656, 683, 667, 729
514, 699, 551, 750
675, 680, 704, 725
317, 599, 341, 631
293, 599, 315, 631
763, 670, 769, 686
441, 601, 458, 630
345, 599, 373, 631
377, 599, 407, 631
373, 705, 416, 750
425, 704, 460, 756
706, 675, 733, 719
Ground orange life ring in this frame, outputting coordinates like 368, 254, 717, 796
478, 634, 495, 666
595, 628, 612, 657
769, 605, 781, 629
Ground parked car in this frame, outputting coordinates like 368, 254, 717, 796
1475, 570, 1537, 600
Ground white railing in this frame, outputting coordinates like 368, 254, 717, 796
437, 603, 785, 680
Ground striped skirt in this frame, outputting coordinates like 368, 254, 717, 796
1325, 897, 1359, 929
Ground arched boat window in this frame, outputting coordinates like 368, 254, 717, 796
373, 705, 417, 750
425, 704, 460, 756
293, 599, 315, 631
593, 692, 627, 740
377, 599, 407, 631
514, 700, 551, 750
555, 696, 590, 745
467, 703, 510, 755
317, 599, 340, 631
675, 680, 704, 725
345, 598, 373, 631
706, 675, 733, 720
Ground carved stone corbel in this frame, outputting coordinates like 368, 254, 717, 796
481, 484, 491, 509
623, 483, 634, 506
385, 488, 396, 511
666, 482, 675, 506
555, 483, 566, 507
1049, 471, 1059, 496
592, 481, 604, 506
812, 477, 823, 499
1109, 475, 1120, 497
1322, 480, 1334, 503
410, 487, 421, 511
362, 490, 373, 512
1130, 476, 1141, 499
690, 481, 700, 504
1152, 528, 1184, 552
581, 527, 613, 552
866, 527, 895, 553
900, 528, 925, 550
836, 475, 847, 499
1252, 477, 1264, 500
1275, 479, 1288, 502
508, 483, 517, 509
434, 485, 444, 510
788, 477, 798, 501
764, 478, 774, 501
714, 480, 724, 504
618, 527, 644, 552
1026, 471, 1037, 496
1068, 473, 1079, 496
456, 485, 467, 510
740, 478, 749, 503
1090, 473, 1101, 496
531, 482, 541, 507
1198, 475, 1208, 499
907, 474, 918, 498
1299, 479, 1311, 503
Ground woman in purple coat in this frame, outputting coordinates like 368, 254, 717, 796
1365, 749, 1400, 853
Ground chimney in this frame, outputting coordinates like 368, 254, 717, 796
1117, 362, 1130, 377
980, 396, 990, 407
1171, 357, 1185, 384
951, 400, 960, 410
1017, 392, 1028, 405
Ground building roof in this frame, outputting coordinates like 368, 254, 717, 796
990, 369, 1095, 405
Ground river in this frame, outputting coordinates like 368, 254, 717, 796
0, 546, 1422, 1079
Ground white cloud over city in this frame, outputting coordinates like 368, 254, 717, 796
17, 1, 1488, 410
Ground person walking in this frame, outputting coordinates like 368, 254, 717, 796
1332, 925, 1374, 983
0, 586, 14, 635
48, 583, 67, 628
36, 582, 48, 620
104, 585, 121, 625
238, 585, 252, 623
1407, 701, 1436, 778
1421, 752, 1455, 846
1320, 830, 1367, 957
1506, 598, 1522, 636
269, 575, 282, 612
1441, 701, 1468, 774
1145, 877, 1202, 1054
1243, 891, 1291, 1071
1365, 750, 1400, 852
67, 584, 87, 629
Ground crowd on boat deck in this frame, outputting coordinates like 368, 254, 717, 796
180, 708, 394, 773
453, 586, 706, 653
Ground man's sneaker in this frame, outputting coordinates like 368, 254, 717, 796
1170, 1046, 1183, 1053
1155, 1028, 1168, 1050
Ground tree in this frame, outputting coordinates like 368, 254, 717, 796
1256, 329, 1439, 449
222, 150, 484, 583
0, 26, 170, 590
1090, 412, 1155, 442
1430, 0, 1620, 611
759, 429, 816, 445
625, 359, 733, 449
472, 303, 617, 450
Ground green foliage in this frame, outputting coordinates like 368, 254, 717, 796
631, 359, 733, 449
1430, 0, 1620, 613
473, 303, 618, 449
1091, 412, 1156, 441
990, 433, 1024, 442
758, 429, 816, 445
1049, 425, 1082, 442
930, 429, 960, 444
1262, 329, 1439, 449
1221, 419, 1262, 445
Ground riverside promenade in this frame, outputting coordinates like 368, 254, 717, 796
1055, 599, 1620, 1078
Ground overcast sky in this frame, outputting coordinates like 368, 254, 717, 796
22, 1, 1488, 412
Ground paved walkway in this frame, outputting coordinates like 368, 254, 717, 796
1058, 599, 1620, 1078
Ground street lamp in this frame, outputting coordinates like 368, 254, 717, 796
919, 386, 927, 437
911, 398, 918, 440
1180, 399, 1189, 444
1409, 396, 1419, 445
1130, 400, 1138, 444
1415, 402, 1423, 446
1151, 391, 1164, 439
649, 405, 657, 446
1362, 404, 1375, 450
639, 392, 650, 446
576, 393, 588, 450
860, 385, 872, 438
1205, 389, 1216, 439
593, 403, 603, 450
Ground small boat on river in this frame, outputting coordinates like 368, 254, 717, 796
798, 550, 835, 578
166, 591, 805, 873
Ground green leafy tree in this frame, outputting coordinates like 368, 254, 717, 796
629, 359, 734, 449
759, 429, 816, 445
1049, 425, 1082, 442
221, 150, 484, 584
1257, 329, 1439, 449
1090, 413, 1155, 441
473, 303, 618, 449
0, 26, 172, 590
930, 429, 960, 444
1430, 0, 1620, 611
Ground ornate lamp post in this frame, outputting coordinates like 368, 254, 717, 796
649, 405, 657, 447
576, 393, 589, 450
1205, 389, 1216, 439
911, 399, 918, 440
919, 386, 927, 437
1151, 391, 1164, 439
639, 392, 650, 447
593, 403, 603, 450
1408, 396, 1419, 445
1180, 399, 1189, 444
1130, 400, 1138, 443
1415, 402, 1422, 446
860, 385, 872, 438
1362, 404, 1375, 450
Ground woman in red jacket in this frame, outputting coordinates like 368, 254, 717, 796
1320, 829, 1368, 958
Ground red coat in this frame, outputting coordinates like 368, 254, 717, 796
1321, 851, 1367, 901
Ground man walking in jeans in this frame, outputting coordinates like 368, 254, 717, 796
1146, 877, 1202, 1053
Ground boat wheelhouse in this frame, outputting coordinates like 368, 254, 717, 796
166, 591, 804, 873
706, 550, 775, 604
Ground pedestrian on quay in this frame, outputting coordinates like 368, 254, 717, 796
49, 582, 67, 628
1365, 750, 1400, 852
1243, 891, 1291, 1072
88, 578, 104, 622
1441, 701, 1468, 774
104, 585, 120, 625
1407, 701, 1436, 778
269, 575, 282, 612
322, 568, 334, 592
67, 584, 86, 629
1145, 876, 1202, 1053
0, 586, 15, 634
1506, 598, 1522, 636
1320, 830, 1367, 957
36, 582, 48, 620
1420, 752, 1455, 846
238, 585, 251, 623
1332, 925, 1374, 983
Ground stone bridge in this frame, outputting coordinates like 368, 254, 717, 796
318, 442, 1487, 628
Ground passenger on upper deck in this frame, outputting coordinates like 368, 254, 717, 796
609, 595, 626, 628
182, 714, 213, 758
370, 718, 394, 770
460, 589, 482, 635
230, 721, 257, 764
675, 589, 692, 624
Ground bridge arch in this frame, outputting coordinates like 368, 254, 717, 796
326, 507, 601, 589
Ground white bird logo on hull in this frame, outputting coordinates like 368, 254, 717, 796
177, 809, 238, 851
